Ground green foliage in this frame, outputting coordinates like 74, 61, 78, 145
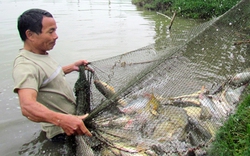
173, 0, 240, 19
131, 0, 240, 19
132, 0, 173, 11
207, 87, 250, 155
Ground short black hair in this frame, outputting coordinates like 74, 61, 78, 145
17, 8, 53, 41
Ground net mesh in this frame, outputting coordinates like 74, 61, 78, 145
75, 0, 250, 155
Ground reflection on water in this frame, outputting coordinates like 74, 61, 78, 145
0, 0, 201, 155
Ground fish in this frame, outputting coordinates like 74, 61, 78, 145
168, 86, 208, 100
94, 79, 126, 106
94, 80, 115, 98
183, 106, 201, 119
210, 94, 231, 117
95, 129, 146, 155
202, 120, 219, 138
225, 85, 247, 104
168, 86, 207, 107
188, 118, 213, 140
94, 115, 131, 127
188, 131, 200, 146
144, 93, 160, 116
119, 93, 160, 116
230, 68, 250, 86
169, 97, 201, 107
119, 97, 148, 114
199, 93, 223, 119
109, 142, 140, 154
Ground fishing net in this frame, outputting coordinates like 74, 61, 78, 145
74, 0, 250, 155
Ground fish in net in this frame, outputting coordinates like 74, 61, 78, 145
74, 0, 250, 155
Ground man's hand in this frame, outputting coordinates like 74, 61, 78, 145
72, 60, 89, 71
58, 114, 92, 137
63, 60, 89, 74
18, 89, 92, 137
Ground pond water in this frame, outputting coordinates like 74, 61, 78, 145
0, 0, 202, 155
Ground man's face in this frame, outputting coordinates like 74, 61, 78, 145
32, 16, 58, 52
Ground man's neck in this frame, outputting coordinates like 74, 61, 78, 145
23, 42, 47, 55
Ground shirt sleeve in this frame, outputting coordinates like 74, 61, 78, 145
12, 62, 41, 93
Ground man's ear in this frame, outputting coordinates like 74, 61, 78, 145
25, 30, 35, 41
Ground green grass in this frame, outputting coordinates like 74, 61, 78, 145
207, 86, 250, 155
173, 0, 240, 19
131, 0, 240, 19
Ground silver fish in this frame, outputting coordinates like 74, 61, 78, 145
230, 68, 250, 86
199, 93, 223, 119
94, 80, 115, 98
94, 79, 126, 106
225, 85, 246, 104
119, 97, 148, 114
211, 94, 231, 117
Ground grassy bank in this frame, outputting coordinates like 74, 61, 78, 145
207, 85, 250, 155
131, 0, 240, 19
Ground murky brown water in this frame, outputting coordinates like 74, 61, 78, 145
0, 0, 201, 155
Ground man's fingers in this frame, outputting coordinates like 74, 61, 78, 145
80, 125, 92, 136
85, 66, 94, 73
78, 114, 89, 120
76, 114, 92, 136
64, 128, 75, 136
83, 60, 89, 66
75, 128, 84, 135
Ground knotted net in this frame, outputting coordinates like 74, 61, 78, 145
74, 0, 250, 155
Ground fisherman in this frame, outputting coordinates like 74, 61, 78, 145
12, 8, 92, 142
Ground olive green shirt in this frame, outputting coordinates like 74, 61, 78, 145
12, 49, 76, 139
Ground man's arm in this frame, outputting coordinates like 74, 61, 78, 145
62, 60, 88, 74
17, 88, 92, 136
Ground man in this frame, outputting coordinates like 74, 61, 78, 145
12, 8, 92, 142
